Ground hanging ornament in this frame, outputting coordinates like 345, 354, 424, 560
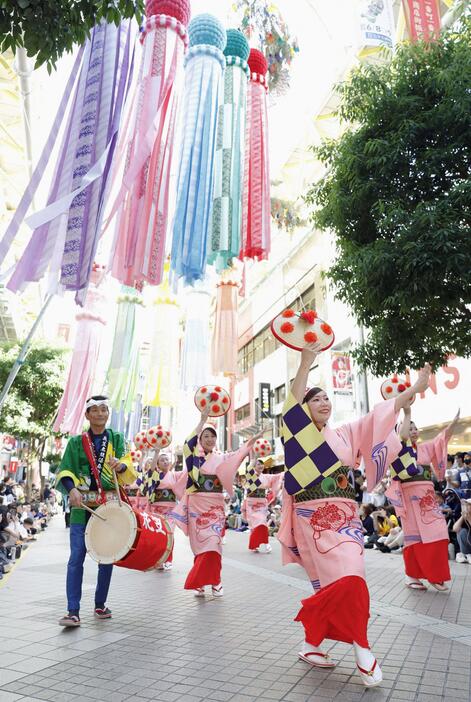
240, 49, 271, 261
109, 0, 190, 289
211, 280, 239, 375
208, 29, 250, 272
235, 0, 299, 96
170, 14, 227, 285
5, 22, 133, 305
53, 265, 108, 434
106, 285, 144, 414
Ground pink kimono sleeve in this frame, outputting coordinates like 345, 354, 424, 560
417, 428, 448, 481
266, 474, 283, 504
172, 468, 188, 500
216, 444, 251, 495
345, 398, 401, 491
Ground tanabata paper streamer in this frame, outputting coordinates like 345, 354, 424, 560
8, 21, 133, 305
240, 49, 271, 261
211, 280, 239, 376
170, 14, 227, 284
145, 265, 181, 407
110, 0, 190, 288
180, 287, 212, 390
106, 286, 144, 414
53, 266, 107, 434
208, 29, 250, 273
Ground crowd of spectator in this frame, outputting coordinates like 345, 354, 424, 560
0, 476, 56, 579
356, 452, 471, 563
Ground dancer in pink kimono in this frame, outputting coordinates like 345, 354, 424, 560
128, 452, 149, 512
173, 407, 261, 596
144, 450, 188, 571
244, 456, 282, 553
388, 403, 459, 591
278, 342, 431, 687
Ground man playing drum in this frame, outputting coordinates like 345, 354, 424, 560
55, 396, 135, 627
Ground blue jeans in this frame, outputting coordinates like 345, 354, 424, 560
457, 527, 471, 555
66, 522, 113, 614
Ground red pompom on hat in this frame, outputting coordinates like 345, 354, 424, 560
300, 310, 317, 325
248, 48, 268, 76
146, 0, 191, 24
304, 331, 318, 343
280, 322, 294, 334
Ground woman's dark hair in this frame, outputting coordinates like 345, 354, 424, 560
362, 504, 375, 517
384, 505, 396, 517
199, 426, 217, 439
303, 387, 324, 404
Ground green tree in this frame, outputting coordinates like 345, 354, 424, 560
305, 18, 471, 376
0, 342, 66, 493
0, 1, 145, 71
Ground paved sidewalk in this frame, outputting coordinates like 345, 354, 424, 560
1, 517, 471, 702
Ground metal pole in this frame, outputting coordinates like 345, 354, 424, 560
357, 323, 370, 416
0, 294, 53, 412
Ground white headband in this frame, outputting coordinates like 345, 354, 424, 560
85, 399, 110, 410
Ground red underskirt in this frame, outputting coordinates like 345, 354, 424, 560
294, 575, 370, 648
184, 551, 221, 589
403, 540, 450, 583
249, 525, 269, 550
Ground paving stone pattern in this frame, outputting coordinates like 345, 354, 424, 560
1, 518, 470, 702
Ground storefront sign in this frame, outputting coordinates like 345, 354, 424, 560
331, 353, 353, 393
403, 0, 441, 42
359, 0, 395, 49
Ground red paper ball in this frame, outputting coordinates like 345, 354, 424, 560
201, 399, 207, 407
215, 386, 222, 392
280, 322, 294, 334
210, 392, 219, 401
146, 0, 191, 25
201, 387, 207, 393
248, 48, 268, 76
282, 309, 295, 318
320, 323, 332, 335
304, 331, 318, 343
212, 404, 221, 413
222, 397, 229, 404
386, 386, 393, 393
157, 430, 163, 437
397, 384, 406, 392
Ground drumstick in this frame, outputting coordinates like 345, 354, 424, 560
113, 469, 123, 507
81, 504, 107, 522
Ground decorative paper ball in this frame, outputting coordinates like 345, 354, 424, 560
130, 449, 142, 464
254, 438, 272, 458
134, 431, 150, 450
224, 29, 249, 61
380, 375, 414, 401
146, 0, 191, 24
188, 14, 226, 50
194, 384, 231, 417
248, 48, 268, 76
147, 424, 173, 449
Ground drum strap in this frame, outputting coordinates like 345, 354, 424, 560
82, 431, 109, 505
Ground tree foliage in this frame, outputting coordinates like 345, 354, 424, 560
0, 342, 65, 440
305, 18, 471, 375
0, 1, 145, 71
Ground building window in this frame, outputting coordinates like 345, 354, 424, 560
274, 384, 286, 404
235, 403, 250, 423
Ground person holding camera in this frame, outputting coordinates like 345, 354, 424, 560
453, 499, 471, 564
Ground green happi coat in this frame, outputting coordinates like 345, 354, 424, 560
55, 429, 136, 525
